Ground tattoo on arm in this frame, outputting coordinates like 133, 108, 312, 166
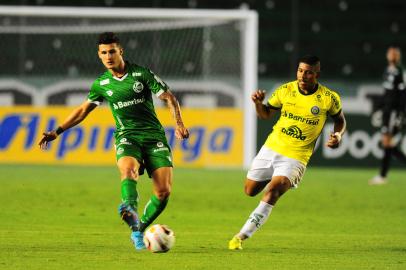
161, 92, 184, 126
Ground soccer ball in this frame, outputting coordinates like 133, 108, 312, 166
143, 224, 175, 253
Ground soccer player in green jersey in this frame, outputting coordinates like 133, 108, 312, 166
39, 32, 189, 250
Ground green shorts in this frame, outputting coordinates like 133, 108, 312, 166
115, 132, 173, 177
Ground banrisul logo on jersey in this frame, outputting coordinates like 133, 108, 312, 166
133, 81, 144, 93
281, 125, 306, 140
112, 98, 145, 110
282, 111, 319, 125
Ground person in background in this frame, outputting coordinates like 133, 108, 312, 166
369, 46, 406, 185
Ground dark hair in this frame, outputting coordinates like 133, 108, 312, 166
388, 45, 401, 51
298, 55, 320, 66
98, 32, 121, 46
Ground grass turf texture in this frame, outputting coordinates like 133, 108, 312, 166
0, 165, 405, 270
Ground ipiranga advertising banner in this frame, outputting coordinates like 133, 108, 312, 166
0, 107, 243, 167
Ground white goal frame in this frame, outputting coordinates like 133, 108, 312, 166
0, 6, 258, 168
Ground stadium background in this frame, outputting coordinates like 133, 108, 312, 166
1, 0, 406, 168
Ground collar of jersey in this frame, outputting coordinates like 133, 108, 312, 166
112, 73, 128, 81
296, 82, 320, 96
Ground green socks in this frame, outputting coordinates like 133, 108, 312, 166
121, 180, 168, 232
139, 195, 169, 232
121, 178, 139, 209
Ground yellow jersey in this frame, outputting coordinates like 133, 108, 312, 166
264, 81, 342, 165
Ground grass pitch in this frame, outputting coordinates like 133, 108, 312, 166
0, 165, 405, 270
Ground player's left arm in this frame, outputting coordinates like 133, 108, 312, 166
144, 68, 188, 139
327, 110, 346, 149
159, 91, 189, 140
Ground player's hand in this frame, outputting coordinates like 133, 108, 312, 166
175, 124, 189, 140
251, 90, 266, 105
326, 132, 342, 149
38, 131, 58, 149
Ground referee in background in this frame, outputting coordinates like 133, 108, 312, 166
370, 46, 406, 185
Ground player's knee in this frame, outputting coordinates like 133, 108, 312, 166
155, 188, 171, 200
119, 167, 138, 180
155, 181, 172, 200
244, 185, 258, 197
382, 141, 392, 148
271, 180, 290, 194
382, 134, 393, 148
382, 140, 390, 148
117, 157, 140, 180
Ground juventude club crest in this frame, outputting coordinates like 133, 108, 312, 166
116, 147, 124, 155
153, 142, 169, 153
133, 81, 144, 93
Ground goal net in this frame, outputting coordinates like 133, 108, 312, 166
0, 6, 258, 168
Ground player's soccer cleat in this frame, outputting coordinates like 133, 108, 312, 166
118, 203, 140, 231
131, 231, 146, 250
228, 236, 243, 250
368, 175, 388, 185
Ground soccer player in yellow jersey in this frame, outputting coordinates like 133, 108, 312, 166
229, 55, 347, 250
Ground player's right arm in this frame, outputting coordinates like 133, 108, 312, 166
251, 90, 279, 119
38, 101, 97, 149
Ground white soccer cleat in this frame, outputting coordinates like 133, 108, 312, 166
368, 175, 387, 185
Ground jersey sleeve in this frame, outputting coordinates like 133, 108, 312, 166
87, 81, 104, 105
328, 91, 342, 116
267, 85, 284, 109
143, 68, 169, 97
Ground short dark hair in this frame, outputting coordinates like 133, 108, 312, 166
388, 45, 401, 51
388, 44, 400, 49
298, 55, 320, 66
98, 32, 121, 46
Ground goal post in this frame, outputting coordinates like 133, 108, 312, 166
0, 6, 258, 168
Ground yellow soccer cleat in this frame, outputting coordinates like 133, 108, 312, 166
228, 236, 243, 250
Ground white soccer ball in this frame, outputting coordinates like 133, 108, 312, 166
143, 224, 175, 253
